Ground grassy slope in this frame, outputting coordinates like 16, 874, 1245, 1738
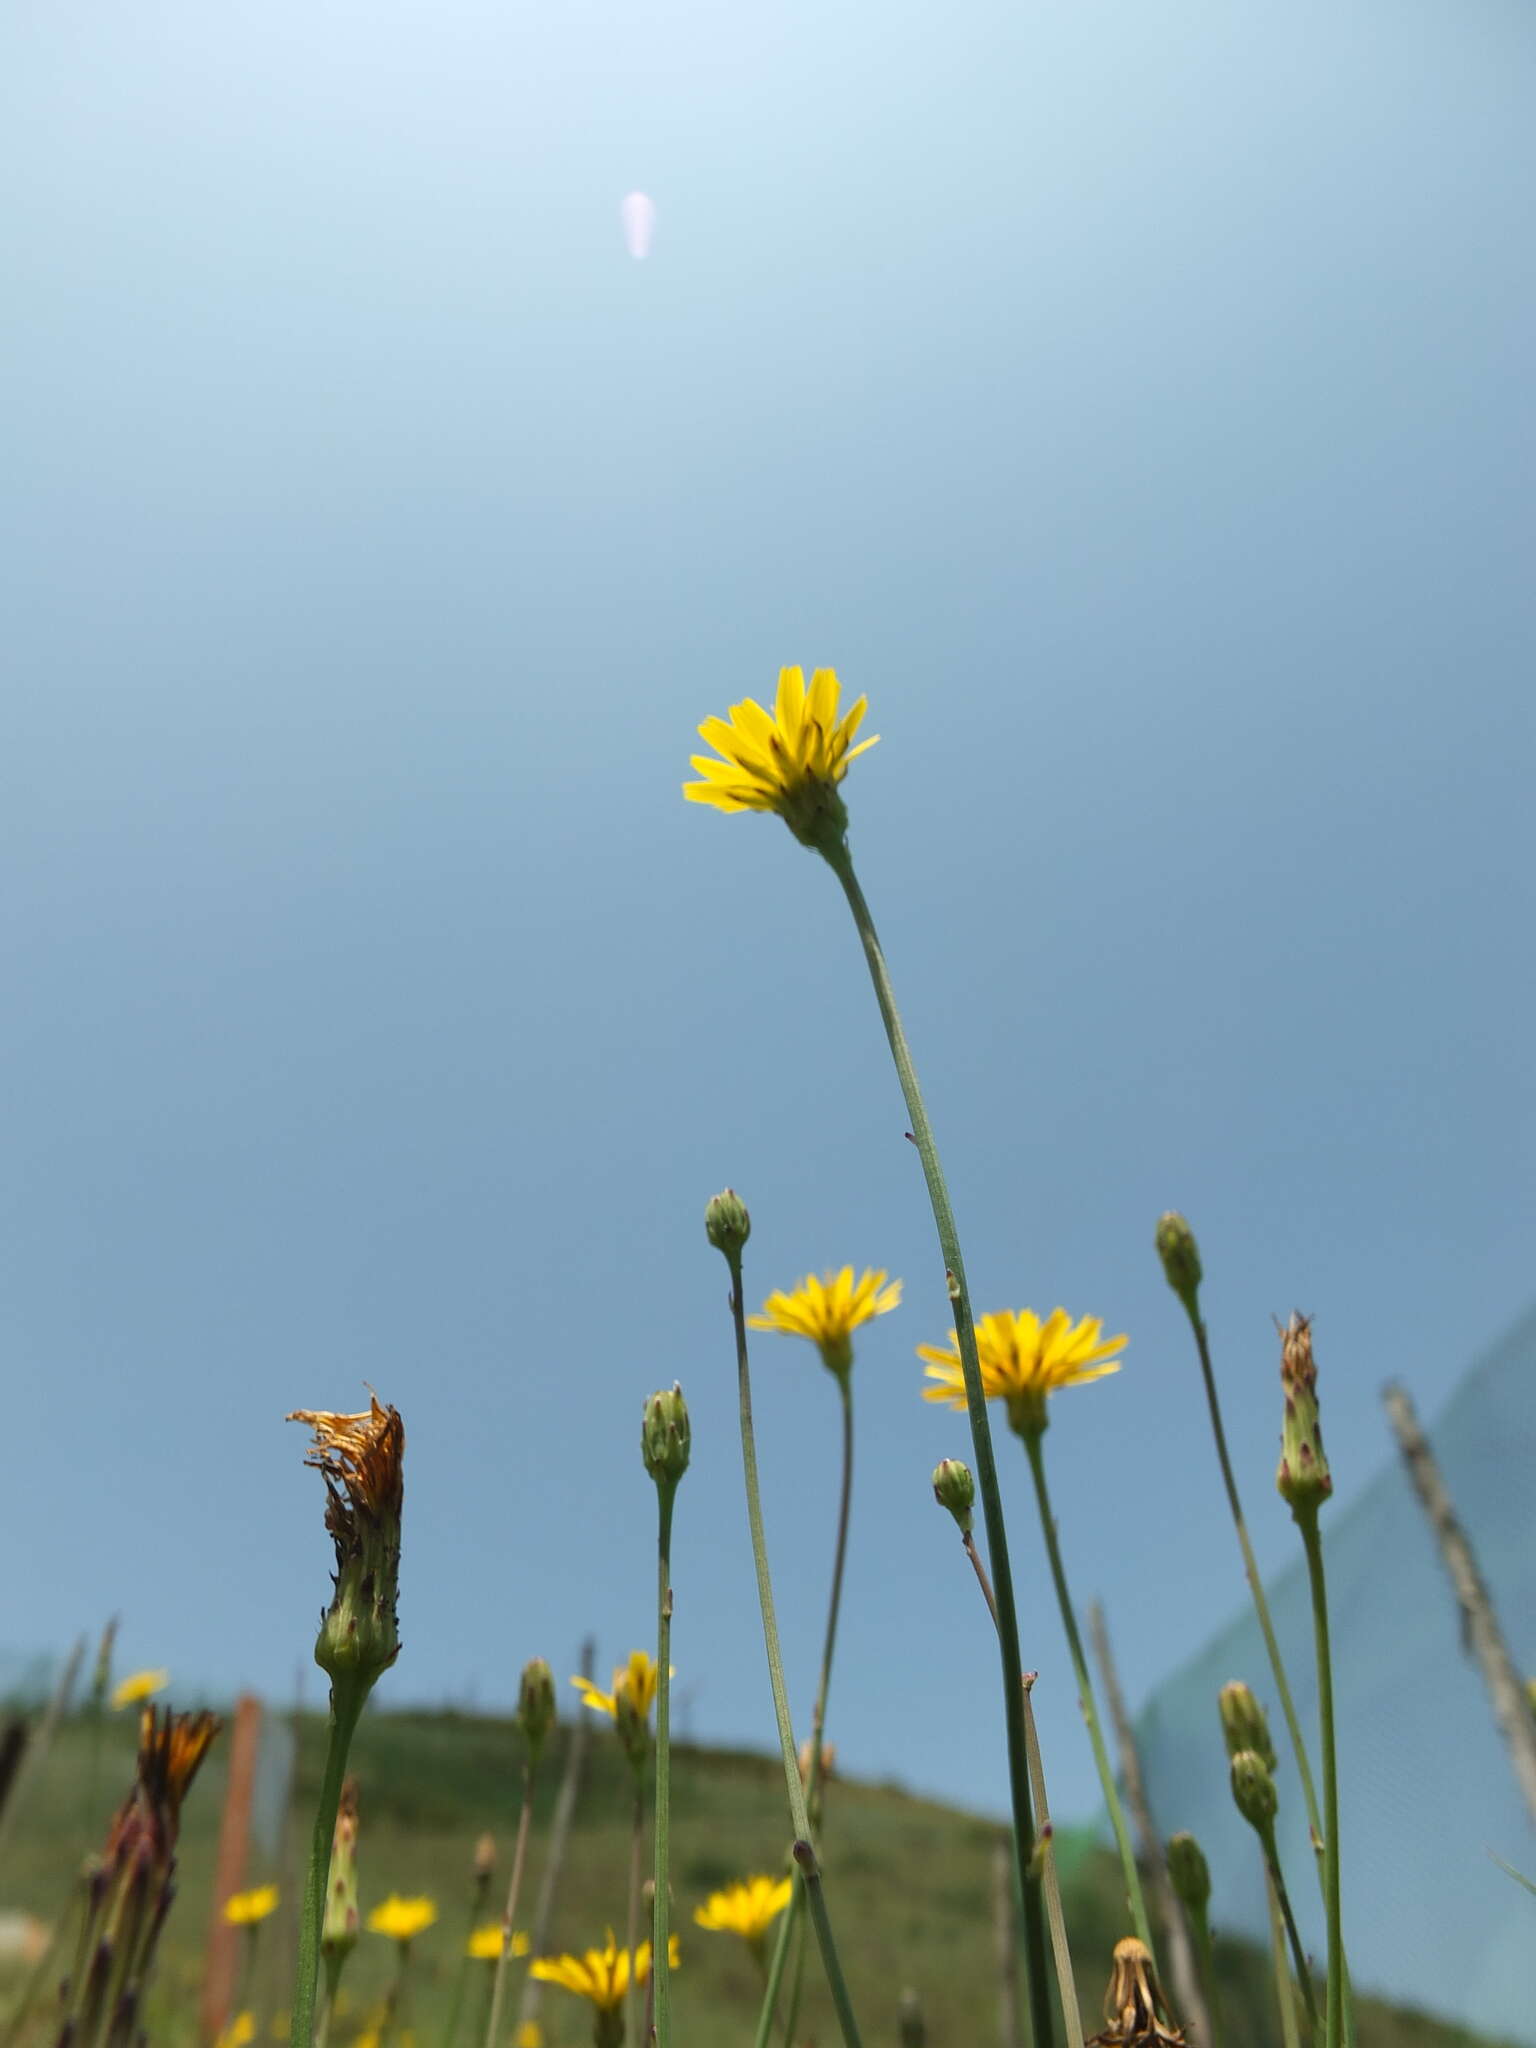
0, 1707, 1507, 2048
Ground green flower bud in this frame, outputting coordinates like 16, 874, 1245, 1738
1218, 1681, 1277, 1772
516, 1658, 557, 1763
931, 1459, 975, 1534
1275, 1313, 1333, 1517
1154, 1212, 1203, 1310
704, 1189, 751, 1258
321, 1778, 360, 1961
641, 1384, 692, 1490
1165, 1832, 1211, 1917
1229, 1748, 1278, 1834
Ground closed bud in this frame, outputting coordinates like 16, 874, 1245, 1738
931, 1459, 975, 1534
704, 1189, 751, 1258
321, 1779, 360, 1961
1166, 1832, 1210, 1917
641, 1385, 691, 1489
516, 1660, 557, 1763
472, 1833, 496, 1882
1275, 1313, 1333, 1517
1154, 1213, 1203, 1310
1217, 1682, 1276, 1772
1229, 1748, 1278, 1834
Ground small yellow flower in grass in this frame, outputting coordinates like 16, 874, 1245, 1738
920, 1307, 1127, 1439
693, 1875, 793, 1946
570, 1651, 663, 1722
215, 2013, 257, 2048
751, 1268, 902, 1378
531, 1931, 680, 2012
684, 666, 878, 852
223, 1884, 280, 1926
110, 1668, 168, 1709
365, 1895, 437, 1944
514, 2028, 543, 2048
466, 1924, 529, 1960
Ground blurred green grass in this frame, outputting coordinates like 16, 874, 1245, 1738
0, 1706, 1510, 2048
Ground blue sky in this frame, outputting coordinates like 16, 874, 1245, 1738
3, 0, 1533, 1825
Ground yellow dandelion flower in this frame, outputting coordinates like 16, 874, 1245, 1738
919, 1307, 1128, 1438
466, 1924, 529, 1961
569, 1650, 664, 1722
684, 666, 878, 850
365, 1895, 437, 1943
110, 1668, 169, 1710
223, 1884, 280, 1927
215, 2014, 256, 2048
750, 1267, 902, 1377
514, 2028, 544, 2048
530, 1931, 680, 2013
692, 1875, 793, 1944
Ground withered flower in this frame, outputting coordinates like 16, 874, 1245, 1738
288, 1394, 404, 1692
57, 1707, 221, 2048
1088, 1937, 1185, 2048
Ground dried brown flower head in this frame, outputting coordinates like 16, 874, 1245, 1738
288, 1393, 405, 1691
1088, 1937, 1185, 2048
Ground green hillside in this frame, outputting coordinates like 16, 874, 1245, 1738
0, 1707, 1508, 2048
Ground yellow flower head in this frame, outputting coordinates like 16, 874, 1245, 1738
223, 1885, 280, 1927
111, 1668, 169, 1710
466, 1924, 529, 1961
692, 1875, 794, 1944
684, 666, 878, 851
365, 1896, 437, 1944
514, 2028, 543, 2048
750, 1268, 902, 1377
215, 2014, 257, 2048
530, 1932, 680, 2013
919, 1308, 1127, 1438
570, 1650, 663, 1723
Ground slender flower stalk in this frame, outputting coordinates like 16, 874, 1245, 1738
485, 1662, 555, 2048
821, 854, 1057, 2048
685, 675, 1055, 2048
1020, 1678, 1085, 2048
1153, 1221, 1329, 1864
1228, 1751, 1317, 2029
444, 1837, 497, 2048
751, 1276, 875, 2048
1265, 1874, 1302, 2048
1165, 1836, 1219, 2048
1276, 1314, 1344, 2048
705, 1191, 866, 2048
1018, 1426, 1155, 1956
642, 1387, 691, 2048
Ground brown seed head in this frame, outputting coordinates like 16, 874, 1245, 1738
1089, 1936, 1185, 2048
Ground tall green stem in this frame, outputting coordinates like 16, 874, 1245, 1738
773, 1373, 855, 2048
823, 840, 1054, 2048
1265, 1872, 1301, 2048
1259, 1831, 1318, 2029
653, 1485, 677, 2048
1299, 1515, 1343, 2048
291, 1682, 366, 2048
723, 1248, 864, 2048
1182, 1304, 1324, 1851
483, 1766, 534, 2048
625, 1784, 644, 2048
1019, 1430, 1154, 1956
